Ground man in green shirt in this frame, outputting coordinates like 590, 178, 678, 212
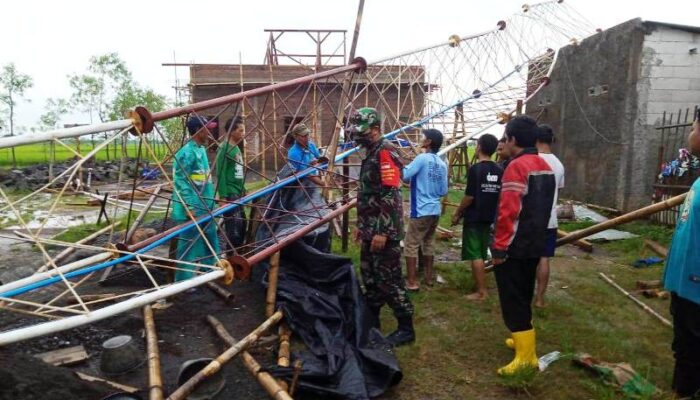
215, 116, 247, 253
172, 115, 221, 282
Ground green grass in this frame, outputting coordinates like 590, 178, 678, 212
0, 141, 171, 167
327, 205, 677, 399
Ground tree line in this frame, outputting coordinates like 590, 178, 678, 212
0, 53, 182, 167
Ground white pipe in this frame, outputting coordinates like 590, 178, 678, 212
0, 270, 224, 346
0, 252, 113, 295
0, 119, 133, 149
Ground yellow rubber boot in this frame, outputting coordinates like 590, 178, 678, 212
498, 329, 538, 375
505, 337, 514, 349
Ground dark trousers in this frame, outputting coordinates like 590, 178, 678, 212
223, 194, 247, 252
494, 257, 539, 332
360, 240, 414, 318
671, 293, 700, 398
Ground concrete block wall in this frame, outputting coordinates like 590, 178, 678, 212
526, 19, 700, 212
634, 24, 700, 210
639, 26, 700, 126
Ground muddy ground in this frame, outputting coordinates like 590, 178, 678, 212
0, 220, 275, 400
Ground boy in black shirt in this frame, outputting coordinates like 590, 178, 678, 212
452, 134, 503, 300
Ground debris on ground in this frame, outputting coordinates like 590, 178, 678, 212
538, 351, 563, 371
631, 257, 664, 268
573, 353, 660, 398
572, 205, 637, 241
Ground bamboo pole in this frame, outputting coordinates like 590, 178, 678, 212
598, 273, 672, 328
35, 221, 121, 273
557, 193, 687, 246
167, 310, 283, 400
556, 229, 593, 253
644, 239, 668, 258
278, 323, 291, 368
143, 305, 164, 400
206, 282, 235, 304
266, 252, 281, 317
289, 360, 303, 396
206, 315, 293, 400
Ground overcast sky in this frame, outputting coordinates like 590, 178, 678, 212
1, 0, 697, 131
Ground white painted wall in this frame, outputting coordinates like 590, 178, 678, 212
638, 26, 700, 126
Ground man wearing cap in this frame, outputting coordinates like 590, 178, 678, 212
172, 115, 221, 282
287, 123, 323, 186
401, 129, 449, 291
347, 107, 415, 347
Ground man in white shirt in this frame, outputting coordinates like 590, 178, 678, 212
535, 124, 565, 308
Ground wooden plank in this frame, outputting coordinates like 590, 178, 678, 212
75, 372, 139, 393
644, 239, 668, 258
35, 345, 89, 366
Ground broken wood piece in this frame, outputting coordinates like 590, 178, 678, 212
266, 252, 280, 317
598, 273, 672, 328
640, 289, 670, 299
144, 305, 164, 400
35, 345, 89, 366
75, 372, 139, 393
557, 229, 593, 252
168, 310, 283, 400
636, 280, 662, 290
206, 282, 235, 304
644, 239, 668, 258
206, 315, 292, 400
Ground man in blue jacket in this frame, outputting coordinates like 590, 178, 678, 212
663, 112, 700, 398
402, 129, 449, 290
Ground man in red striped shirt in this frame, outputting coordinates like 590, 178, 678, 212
490, 115, 555, 375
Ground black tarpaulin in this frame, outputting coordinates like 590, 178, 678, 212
256, 168, 402, 399
268, 240, 402, 400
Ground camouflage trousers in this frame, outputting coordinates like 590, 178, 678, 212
360, 240, 414, 318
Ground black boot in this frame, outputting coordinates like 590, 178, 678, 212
386, 316, 415, 347
367, 305, 382, 330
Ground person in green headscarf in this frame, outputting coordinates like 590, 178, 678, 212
172, 115, 221, 282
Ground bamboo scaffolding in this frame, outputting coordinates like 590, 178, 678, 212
599, 273, 672, 328
143, 305, 164, 400
266, 252, 281, 317
167, 310, 283, 400
206, 315, 293, 400
557, 193, 687, 246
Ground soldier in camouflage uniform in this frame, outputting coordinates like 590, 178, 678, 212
347, 107, 415, 347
